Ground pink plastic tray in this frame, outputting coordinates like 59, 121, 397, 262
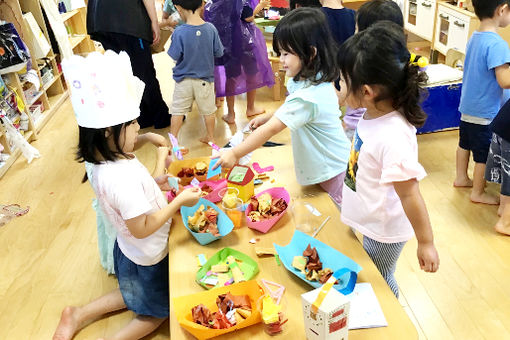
245, 187, 290, 233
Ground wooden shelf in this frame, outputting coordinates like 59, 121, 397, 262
43, 73, 61, 91
27, 91, 44, 106
70, 35, 87, 49
35, 92, 68, 133
61, 9, 80, 22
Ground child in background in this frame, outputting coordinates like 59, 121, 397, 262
320, 0, 356, 47
486, 99, 510, 235
53, 51, 201, 340
355, 0, 404, 31
168, 0, 224, 144
159, 0, 183, 28
205, 0, 274, 124
337, 22, 439, 297
454, 0, 510, 205
339, 0, 404, 141
213, 8, 351, 208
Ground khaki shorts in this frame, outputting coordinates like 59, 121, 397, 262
171, 78, 217, 116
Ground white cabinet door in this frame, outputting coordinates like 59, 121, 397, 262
434, 9, 450, 55
449, 16, 470, 54
405, 0, 419, 35
416, 0, 435, 41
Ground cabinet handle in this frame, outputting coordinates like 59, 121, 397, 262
421, 2, 432, 7
454, 20, 465, 28
439, 14, 449, 20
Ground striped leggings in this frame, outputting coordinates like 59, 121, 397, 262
363, 236, 406, 298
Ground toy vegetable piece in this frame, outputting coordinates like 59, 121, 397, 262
188, 205, 220, 236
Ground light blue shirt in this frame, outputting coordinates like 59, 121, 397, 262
459, 31, 510, 120
275, 79, 350, 185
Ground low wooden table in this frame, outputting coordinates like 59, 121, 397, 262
169, 146, 417, 339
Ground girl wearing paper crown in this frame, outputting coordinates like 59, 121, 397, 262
53, 51, 201, 340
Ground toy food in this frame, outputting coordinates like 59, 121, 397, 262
222, 191, 239, 209
293, 244, 337, 284
188, 205, 220, 236
195, 161, 208, 176
177, 167, 195, 179
248, 193, 288, 222
191, 292, 252, 329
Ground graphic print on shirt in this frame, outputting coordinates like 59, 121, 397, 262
345, 130, 363, 191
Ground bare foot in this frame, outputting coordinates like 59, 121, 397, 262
246, 107, 265, 117
222, 114, 235, 124
199, 136, 214, 145
454, 177, 473, 187
495, 220, 510, 236
470, 192, 500, 205
53, 306, 80, 340
216, 97, 225, 108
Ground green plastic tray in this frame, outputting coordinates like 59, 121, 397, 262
195, 247, 259, 290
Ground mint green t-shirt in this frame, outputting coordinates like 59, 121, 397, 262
275, 79, 350, 185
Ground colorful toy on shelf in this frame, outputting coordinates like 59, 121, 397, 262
301, 276, 350, 340
226, 165, 254, 202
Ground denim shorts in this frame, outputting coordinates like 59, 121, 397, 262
459, 121, 492, 163
485, 133, 510, 196
113, 241, 169, 318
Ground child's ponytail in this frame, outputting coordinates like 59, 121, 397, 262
395, 63, 428, 127
337, 21, 428, 127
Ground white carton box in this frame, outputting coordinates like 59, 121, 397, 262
301, 285, 350, 340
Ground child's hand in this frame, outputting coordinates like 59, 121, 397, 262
249, 114, 270, 130
417, 242, 439, 273
211, 149, 237, 170
176, 187, 202, 207
260, 0, 271, 8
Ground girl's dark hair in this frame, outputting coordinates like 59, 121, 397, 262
273, 7, 338, 84
356, 0, 404, 31
76, 121, 132, 182
337, 21, 428, 127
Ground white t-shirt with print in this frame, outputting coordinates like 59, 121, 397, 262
341, 111, 426, 243
90, 157, 170, 265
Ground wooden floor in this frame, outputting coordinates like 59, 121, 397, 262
1, 51, 510, 340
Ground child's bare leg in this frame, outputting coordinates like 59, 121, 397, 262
222, 96, 236, 124
99, 316, 166, 340
470, 162, 499, 205
246, 89, 265, 117
454, 147, 473, 187
495, 196, 510, 235
53, 289, 125, 340
215, 97, 224, 108
498, 194, 510, 217
199, 114, 216, 144
170, 115, 185, 141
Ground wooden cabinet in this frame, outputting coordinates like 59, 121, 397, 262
433, 2, 475, 55
405, 0, 437, 41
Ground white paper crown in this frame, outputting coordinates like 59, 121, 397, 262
61, 51, 145, 129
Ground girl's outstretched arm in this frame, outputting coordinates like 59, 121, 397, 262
213, 116, 286, 169
125, 187, 201, 239
393, 179, 440, 273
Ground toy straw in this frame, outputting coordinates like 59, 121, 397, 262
208, 141, 221, 151
261, 279, 285, 305
168, 133, 183, 160
312, 216, 331, 238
